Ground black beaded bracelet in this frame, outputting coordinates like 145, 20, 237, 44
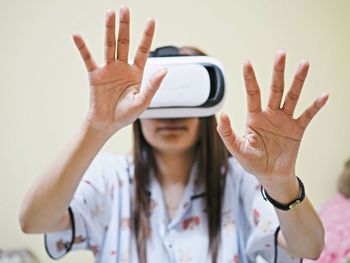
261, 176, 305, 211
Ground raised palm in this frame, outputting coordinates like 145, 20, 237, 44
73, 7, 166, 138
218, 52, 328, 181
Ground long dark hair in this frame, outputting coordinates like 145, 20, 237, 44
132, 47, 228, 263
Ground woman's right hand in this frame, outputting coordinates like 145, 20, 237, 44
20, 6, 165, 234
73, 6, 167, 139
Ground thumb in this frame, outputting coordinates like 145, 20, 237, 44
137, 68, 167, 108
217, 112, 242, 156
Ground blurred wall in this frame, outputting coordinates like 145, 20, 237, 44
1, 0, 349, 262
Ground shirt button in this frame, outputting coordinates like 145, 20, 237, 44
183, 202, 189, 210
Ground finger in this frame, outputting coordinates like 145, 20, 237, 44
267, 50, 286, 110
133, 18, 155, 70
217, 112, 242, 156
104, 10, 116, 64
72, 33, 97, 72
135, 68, 167, 109
282, 61, 309, 116
243, 61, 262, 113
116, 6, 130, 62
296, 93, 329, 129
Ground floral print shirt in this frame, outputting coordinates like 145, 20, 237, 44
45, 153, 301, 263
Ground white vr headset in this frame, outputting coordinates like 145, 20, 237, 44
139, 46, 226, 119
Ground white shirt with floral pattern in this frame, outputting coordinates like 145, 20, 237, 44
45, 153, 301, 263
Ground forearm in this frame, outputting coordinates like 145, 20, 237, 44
19, 120, 109, 233
260, 176, 324, 259
276, 197, 324, 259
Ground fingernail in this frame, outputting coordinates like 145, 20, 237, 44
106, 9, 114, 16
322, 93, 330, 99
119, 5, 126, 12
119, 6, 129, 18
298, 60, 309, 71
160, 68, 168, 76
278, 48, 286, 55
146, 18, 155, 26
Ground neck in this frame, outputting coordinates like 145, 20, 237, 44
154, 148, 197, 188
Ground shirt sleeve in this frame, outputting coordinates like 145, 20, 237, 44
44, 153, 121, 260
228, 158, 302, 263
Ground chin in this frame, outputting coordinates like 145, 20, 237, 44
153, 140, 197, 155
156, 145, 193, 154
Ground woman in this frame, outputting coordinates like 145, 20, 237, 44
19, 6, 328, 263
305, 159, 350, 263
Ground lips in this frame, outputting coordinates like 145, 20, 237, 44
157, 125, 187, 131
155, 119, 190, 133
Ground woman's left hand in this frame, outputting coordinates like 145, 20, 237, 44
217, 50, 328, 189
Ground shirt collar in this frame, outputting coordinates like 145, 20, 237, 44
147, 159, 206, 200
147, 160, 206, 228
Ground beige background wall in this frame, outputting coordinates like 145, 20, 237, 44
1, 0, 349, 262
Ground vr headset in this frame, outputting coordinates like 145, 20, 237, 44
139, 46, 226, 119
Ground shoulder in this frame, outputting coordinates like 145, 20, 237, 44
82, 152, 133, 191
93, 152, 132, 171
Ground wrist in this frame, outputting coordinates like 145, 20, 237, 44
261, 176, 305, 210
81, 119, 113, 144
258, 175, 300, 204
